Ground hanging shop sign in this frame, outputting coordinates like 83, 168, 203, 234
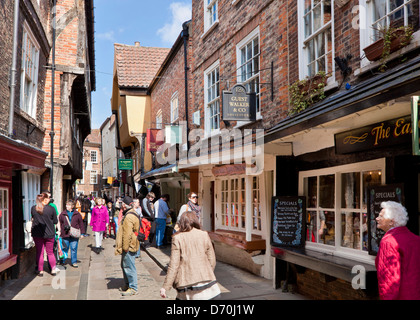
147, 128, 164, 152
271, 196, 306, 248
118, 159, 133, 170
367, 184, 404, 255
222, 84, 256, 121
335, 115, 419, 154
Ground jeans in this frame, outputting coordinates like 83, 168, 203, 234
62, 237, 79, 265
114, 217, 119, 234
34, 237, 56, 272
121, 251, 138, 291
155, 218, 166, 247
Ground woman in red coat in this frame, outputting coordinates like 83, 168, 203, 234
375, 201, 420, 300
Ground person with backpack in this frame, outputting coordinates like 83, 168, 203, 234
115, 196, 140, 296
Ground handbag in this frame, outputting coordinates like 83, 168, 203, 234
65, 216, 81, 238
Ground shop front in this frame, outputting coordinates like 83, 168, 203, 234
266, 61, 420, 298
0, 134, 47, 280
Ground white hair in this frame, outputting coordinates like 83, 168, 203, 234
381, 201, 409, 227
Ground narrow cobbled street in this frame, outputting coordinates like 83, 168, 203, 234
0, 228, 305, 301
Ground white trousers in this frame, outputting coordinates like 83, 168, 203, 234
95, 231, 104, 248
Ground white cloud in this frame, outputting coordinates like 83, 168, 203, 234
97, 30, 116, 42
157, 2, 192, 44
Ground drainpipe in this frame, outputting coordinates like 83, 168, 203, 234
182, 20, 191, 151
50, 0, 57, 197
8, 0, 20, 137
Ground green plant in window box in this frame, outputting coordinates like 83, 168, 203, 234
288, 71, 328, 116
363, 25, 414, 72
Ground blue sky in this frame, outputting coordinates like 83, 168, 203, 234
91, 0, 192, 129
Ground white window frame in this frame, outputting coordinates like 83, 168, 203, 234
90, 170, 98, 185
156, 110, 163, 129
297, 0, 335, 83
236, 26, 262, 120
20, 22, 40, 118
204, 60, 221, 136
298, 158, 386, 264
359, 0, 416, 68
216, 175, 262, 235
204, 0, 219, 32
0, 188, 10, 260
22, 172, 40, 248
90, 150, 98, 163
170, 92, 179, 123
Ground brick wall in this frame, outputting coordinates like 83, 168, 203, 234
151, 40, 192, 128
191, 0, 289, 131
295, 268, 377, 300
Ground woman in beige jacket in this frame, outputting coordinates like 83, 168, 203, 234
160, 211, 221, 300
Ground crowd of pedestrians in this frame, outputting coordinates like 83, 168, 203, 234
27, 189, 219, 299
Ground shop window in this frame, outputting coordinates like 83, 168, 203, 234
0, 189, 9, 260
22, 172, 40, 248
298, 0, 335, 81
300, 159, 385, 261
218, 176, 261, 233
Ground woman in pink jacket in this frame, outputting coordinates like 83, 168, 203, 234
90, 198, 109, 253
375, 201, 420, 300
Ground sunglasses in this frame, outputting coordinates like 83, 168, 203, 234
191, 195, 198, 199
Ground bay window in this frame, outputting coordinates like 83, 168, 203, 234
299, 159, 385, 262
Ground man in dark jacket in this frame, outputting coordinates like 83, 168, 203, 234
81, 195, 91, 236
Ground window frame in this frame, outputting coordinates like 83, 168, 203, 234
21, 172, 40, 248
359, 0, 416, 67
90, 150, 98, 164
204, 60, 221, 136
170, 92, 179, 124
204, 0, 219, 32
0, 188, 10, 260
156, 109, 163, 129
298, 0, 335, 83
90, 170, 98, 185
20, 22, 40, 118
298, 158, 386, 264
236, 26, 261, 120
216, 175, 262, 235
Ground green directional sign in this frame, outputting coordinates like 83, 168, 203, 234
118, 159, 133, 170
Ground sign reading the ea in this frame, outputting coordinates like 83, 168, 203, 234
222, 84, 256, 121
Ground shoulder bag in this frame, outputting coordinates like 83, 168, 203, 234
65, 216, 81, 238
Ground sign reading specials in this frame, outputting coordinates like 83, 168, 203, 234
222, 84, 256, 121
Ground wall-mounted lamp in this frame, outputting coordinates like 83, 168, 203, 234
334, 55, 352, 77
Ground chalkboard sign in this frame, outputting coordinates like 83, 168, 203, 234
368, 184, 404, 255
271, 196, 306, 247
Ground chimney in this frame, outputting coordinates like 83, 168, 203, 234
134, 41, 140, 47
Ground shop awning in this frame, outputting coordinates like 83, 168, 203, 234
266, 56, 420, 144
0, 134, 48, 170
140, 163, 178, 180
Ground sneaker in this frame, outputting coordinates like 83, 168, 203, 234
119, 285, 129, 292
71, 263, 78, 268
121, 288, 138, 296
